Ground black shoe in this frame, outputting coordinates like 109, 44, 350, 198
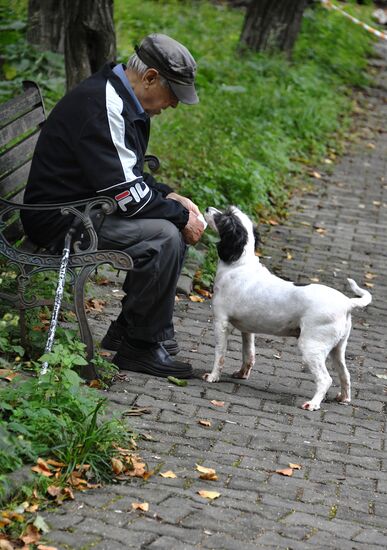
113, 342, 192, 379
101, 321, 180, 355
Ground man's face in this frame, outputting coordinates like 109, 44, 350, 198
140, 70, 179, 117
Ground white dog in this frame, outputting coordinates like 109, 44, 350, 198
203, 206, 372, 411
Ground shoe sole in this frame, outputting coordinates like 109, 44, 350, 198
113, 356, 192, 379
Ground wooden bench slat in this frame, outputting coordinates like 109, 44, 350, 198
0, 106, 44, 149
0, 162, 31, 199
0, 87, 42, 129
0, 132, 39, 178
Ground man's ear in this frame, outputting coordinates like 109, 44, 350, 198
143, 68, 159, 87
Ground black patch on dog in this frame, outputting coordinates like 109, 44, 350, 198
293, 282, 310, 287
215, 208, 248, 263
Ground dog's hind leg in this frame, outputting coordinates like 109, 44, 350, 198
203, 318, 230, 383
331, 321, 352, 404
233, 332, 255, 379
298, 337, 332, 411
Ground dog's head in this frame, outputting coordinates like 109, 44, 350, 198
205, 206, 260, 263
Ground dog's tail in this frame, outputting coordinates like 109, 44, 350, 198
347, 278, 372, 310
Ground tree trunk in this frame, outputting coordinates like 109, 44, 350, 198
63, 0, 116, 91
239, 0, 308, 57
27, 0, 64, 53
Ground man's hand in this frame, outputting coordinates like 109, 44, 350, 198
181, 210, 205, 245
167, 192, 201, 216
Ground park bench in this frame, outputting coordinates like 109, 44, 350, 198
0, 81, 159, 379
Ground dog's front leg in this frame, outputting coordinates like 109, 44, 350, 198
203, 319, 230, 383
233, 332, 255, 379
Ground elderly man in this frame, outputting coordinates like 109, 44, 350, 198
21, 34, 204, 378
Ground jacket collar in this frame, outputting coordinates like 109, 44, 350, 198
101, 63, 149, 123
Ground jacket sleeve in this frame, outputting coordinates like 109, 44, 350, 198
76, 92, 189, 229
143, 172, 173, 197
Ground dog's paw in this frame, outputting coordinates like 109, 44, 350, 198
301, 401, 320, 411
232, 368, 251, 380
203, 372, 220, 383
335, 392, 351, 405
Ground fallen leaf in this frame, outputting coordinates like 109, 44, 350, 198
89, 379, 103, 389
315, 227, 326, 235
167, 376, 188, 387
111, 457, 125, 475
37, 545, 59, 550
196, 465, 218, 481
189, 295, 204, 302
198, 490, 221, 500
364, 282, 374, 288
20, 524, 41, 544
0, 540, 14, 550
268, 219, 279, 226
310, 277, 320, 283
131, 502, 149, 512
286, 251, 293, 260
0, 519, 11, 529
31, 458, 54, 477
126, 455, 147, 478
0, 369, 18, 381
366, 142, 375, 149
275, 468, 293, 477
99, 350, 112, 357
289, 463, 302, 470
26, 504, 39, 513
85, 298, 106, 312
33, 515, 50, 534
312, 171, 322, 179
210, 400, 225, 407
46, 459, 65, 468
375, 373, 387, 380
160, 471, 177, 479
324, 158, 333, 164
365, 272, 376, 280
47, 485, 62, 498
196, 288, 212, 298
198, 419, 212, 427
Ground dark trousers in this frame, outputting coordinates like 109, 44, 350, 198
97, 214, 186, 343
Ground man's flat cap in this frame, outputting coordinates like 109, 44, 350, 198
135, 33, 199, 105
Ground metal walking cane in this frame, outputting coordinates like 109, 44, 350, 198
40, 227, 76, 375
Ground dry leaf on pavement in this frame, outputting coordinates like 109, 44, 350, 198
210, 400, 225, 407
197, 490, 221, 500
275, 468, 294, 477
131, 502, 149, 512
198, 419, 212, 427
288, 463, 302, 470
189, 295, 205, 303
160, 471, 177, 479
196, 465, 218, 481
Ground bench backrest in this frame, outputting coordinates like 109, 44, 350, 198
0, 81, 46, 242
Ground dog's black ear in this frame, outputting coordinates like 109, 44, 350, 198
253, 225, 261, 252
215, 208, 248, 263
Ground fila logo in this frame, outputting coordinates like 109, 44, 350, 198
115, 181, 150, 211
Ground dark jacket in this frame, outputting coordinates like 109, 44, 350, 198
21, 63, 189, 246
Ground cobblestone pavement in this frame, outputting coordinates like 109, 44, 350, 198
43, 42, 387, 549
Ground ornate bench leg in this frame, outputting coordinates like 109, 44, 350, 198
73, 265, 97, 380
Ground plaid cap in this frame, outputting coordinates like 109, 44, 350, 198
135, 33, 199, 105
